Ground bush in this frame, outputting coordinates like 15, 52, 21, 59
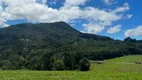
54, 60, 65, 70
63, 53, 73, 70
79, 58, 90, 71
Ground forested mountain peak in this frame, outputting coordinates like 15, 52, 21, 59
0, 22, 142, 70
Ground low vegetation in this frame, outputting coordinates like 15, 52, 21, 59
1, 55, 142, 80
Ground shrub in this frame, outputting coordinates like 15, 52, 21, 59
79, 58, 90, 71
54, 60, 65, 70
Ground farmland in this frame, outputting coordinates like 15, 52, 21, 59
0, 55, 142, 80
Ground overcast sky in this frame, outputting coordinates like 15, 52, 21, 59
0, 0, 142, 40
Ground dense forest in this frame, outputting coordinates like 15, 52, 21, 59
0, 22, 142, 70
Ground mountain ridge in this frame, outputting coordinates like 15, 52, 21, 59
0, 21, 142, 70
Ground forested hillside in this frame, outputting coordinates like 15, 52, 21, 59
0, 22, 142, 70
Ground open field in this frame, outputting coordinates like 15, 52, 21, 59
1, 55, 142, 80
105, 55, 142, 63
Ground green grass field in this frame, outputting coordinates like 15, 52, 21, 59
1, 55, 142, 80
105, 55, 142, 63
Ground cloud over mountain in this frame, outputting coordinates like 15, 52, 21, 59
125, 25, 142, 37
107, 25, 121, 34
0, 0, 131, 34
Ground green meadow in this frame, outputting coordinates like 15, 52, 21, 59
1, 55, 142, 80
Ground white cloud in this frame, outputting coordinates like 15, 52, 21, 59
35, 0, 47, 4
1, 0, 60, 22
107, 25, 121, 33
59, 6, 83, 22
113, 3, 129, 13
103, 0, 117, 5
0, 6, 9, 27
64, 0, 88, 6
83, 7, 121, 25
0, 5, 2, 12
0, 0, 130, 35
41, 0, 47, 4
126, 14, 133, 19
83, 23, 105, 34
80, 30, 86, 33
125, 26, 142, 37
0, 19, 9, 27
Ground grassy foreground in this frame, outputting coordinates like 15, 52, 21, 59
1, 55, 142, 80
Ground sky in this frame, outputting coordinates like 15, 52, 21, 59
0, 0, 142, 40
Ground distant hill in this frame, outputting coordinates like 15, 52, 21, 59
0, 21, 142, 70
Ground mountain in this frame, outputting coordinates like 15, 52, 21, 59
0, 21, 113, 52
0, 21, 142, 70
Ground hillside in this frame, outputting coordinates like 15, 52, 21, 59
0, 22, 142, 70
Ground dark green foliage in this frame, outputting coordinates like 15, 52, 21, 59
40, 52, 54, 70
54, 60, 65, 70
124, 37, 137, 42
63, 53, 74, 70
0, 22, 142, 70
79, 58, 90, 71
80, 33, 113, 41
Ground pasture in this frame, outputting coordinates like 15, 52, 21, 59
1, 55, 142, 80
